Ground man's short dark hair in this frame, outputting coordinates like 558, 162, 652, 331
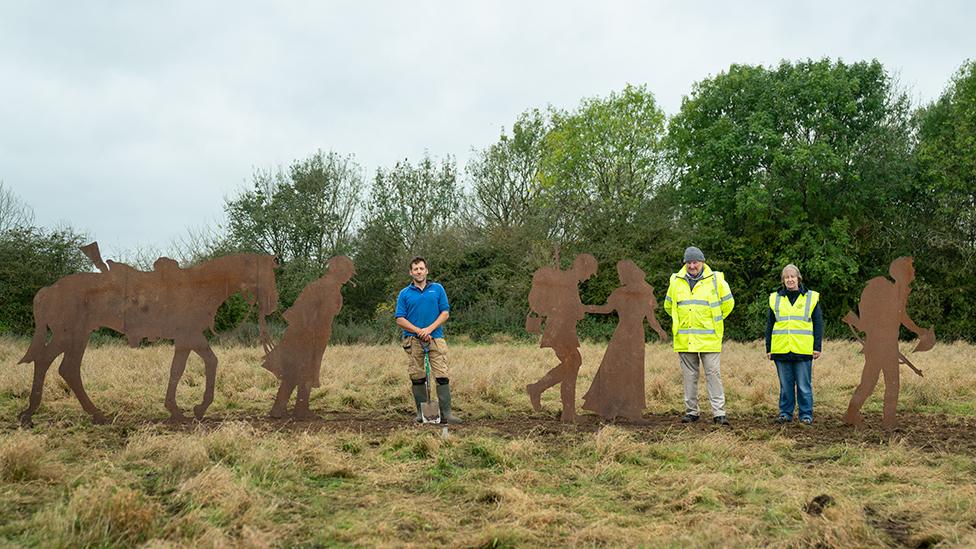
409, 256, 427, 270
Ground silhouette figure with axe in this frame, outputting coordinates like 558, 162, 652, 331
843, 257, 935, 429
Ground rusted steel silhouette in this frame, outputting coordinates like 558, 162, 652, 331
264, 256, 355, 420
525, 254, 597, 422
17, 242, 279, 427
842, 257, 935, 429
582, 260, 668, 422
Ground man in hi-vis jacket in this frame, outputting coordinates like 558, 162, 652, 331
664, 246, 734, 426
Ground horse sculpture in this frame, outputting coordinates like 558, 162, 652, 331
17, 242, 279, 427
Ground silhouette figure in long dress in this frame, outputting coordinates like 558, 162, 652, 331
842, 256, 934, 429
525, 254, 597, 423
263, 256, 355, 420
581, 260, 668, 421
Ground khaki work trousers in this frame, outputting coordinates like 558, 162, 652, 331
403, 336, 449, 380
679, 352, 726, 418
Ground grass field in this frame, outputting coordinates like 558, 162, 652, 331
2, 337, 976, 547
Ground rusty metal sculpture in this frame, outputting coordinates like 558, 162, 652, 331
264, 256, 355, 420
17, 242, 279, 426
581, 260, 668, 422
525, 254, 597, 422
842, 257, 935, 429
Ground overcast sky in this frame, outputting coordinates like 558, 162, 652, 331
2, 1, 973, 259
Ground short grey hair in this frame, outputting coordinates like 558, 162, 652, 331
781, 263, 802, 283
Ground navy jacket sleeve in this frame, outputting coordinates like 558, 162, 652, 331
765, 307, 775, 354
812, 301, 824, 352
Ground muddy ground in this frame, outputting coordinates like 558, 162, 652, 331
112, 410, 976, 456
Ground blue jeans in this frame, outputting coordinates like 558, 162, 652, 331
774, 359, 813, 421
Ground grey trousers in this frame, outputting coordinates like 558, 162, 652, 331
679, 352, 726, 417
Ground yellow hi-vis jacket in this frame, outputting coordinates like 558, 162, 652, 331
664, 264, 734, 353
768, 290, 820, 355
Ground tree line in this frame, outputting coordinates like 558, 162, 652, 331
2, 58, 974, 343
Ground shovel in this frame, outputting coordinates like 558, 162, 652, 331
421, 342, 440, 424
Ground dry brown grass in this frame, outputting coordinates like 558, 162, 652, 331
2, 337, 976, 547
63, 477, 163, 547
0, 432, 61, 482
4, 338, 974, 423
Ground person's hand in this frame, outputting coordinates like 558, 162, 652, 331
416, 327, 432, 342
813, 351, 821, 359
766, 353, 772, 360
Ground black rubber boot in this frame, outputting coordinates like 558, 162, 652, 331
411, 382, 427, 423
436, 382, 462, 424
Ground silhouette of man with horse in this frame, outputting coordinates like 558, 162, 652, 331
17, 242, 279, 426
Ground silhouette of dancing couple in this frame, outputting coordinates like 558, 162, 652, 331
525, 255, 668, 423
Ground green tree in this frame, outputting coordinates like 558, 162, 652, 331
344, 154, 460, 328
466, 109, 549, 232
0, 225, 90, 335
366, 154, 460, 252
225, 150, 362, 263
539, 84, 667, 242
224, 150, 362, 308
535, 84, 673, 308
667, 59, 915, 337
911, 60, 976, 339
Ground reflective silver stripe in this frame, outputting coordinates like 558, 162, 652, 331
678, 328, 716, 335
719, 294, 733, 303
778, 315, 808, 321
803, 292, 812, 321
664, 296, 673, 303
677, 299, 709, 306
771, 329, 813, 335
774, 293, 782, 321
714, 315, 724, 322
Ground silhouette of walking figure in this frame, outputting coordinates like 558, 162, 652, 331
843, 257, 934, 429
582, 260, 668, 421
525, 254, 597, 422
264, 256, 355, 420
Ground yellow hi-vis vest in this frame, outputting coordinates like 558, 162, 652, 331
664, 264, 734, 353
768, 290, 820, 355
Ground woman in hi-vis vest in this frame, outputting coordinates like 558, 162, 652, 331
765, 264, 824, 424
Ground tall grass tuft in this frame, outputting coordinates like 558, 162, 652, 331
63, 478, 162, 547
0, 431, 60, 482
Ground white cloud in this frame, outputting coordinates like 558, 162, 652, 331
1, 0, 973, 258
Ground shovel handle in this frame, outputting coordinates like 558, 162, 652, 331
422, 344, 432, 398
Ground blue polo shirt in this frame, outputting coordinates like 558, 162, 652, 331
395, 281, 450, 339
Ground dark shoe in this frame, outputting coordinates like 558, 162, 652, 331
436, 383, 462, 424
775, 415, 791, 424
411, 383, 427, 423
713, 415, 730, 426
681, 413, 700, 423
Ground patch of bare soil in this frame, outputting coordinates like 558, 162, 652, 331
137, 410, 976, 456
863, 505, 945, 548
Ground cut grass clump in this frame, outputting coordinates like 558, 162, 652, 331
200, 421, 257, 465
383, 430, 445, 461
63, 478, 162, 547
455, 438, 507, 469
591, 425, 644, 465
0, 432, 60, 482
176, 465, 253, 525
286, 433, 357, 479
123, 428, 211, 481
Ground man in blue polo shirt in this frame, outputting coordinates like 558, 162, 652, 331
395, 256, 460, 423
